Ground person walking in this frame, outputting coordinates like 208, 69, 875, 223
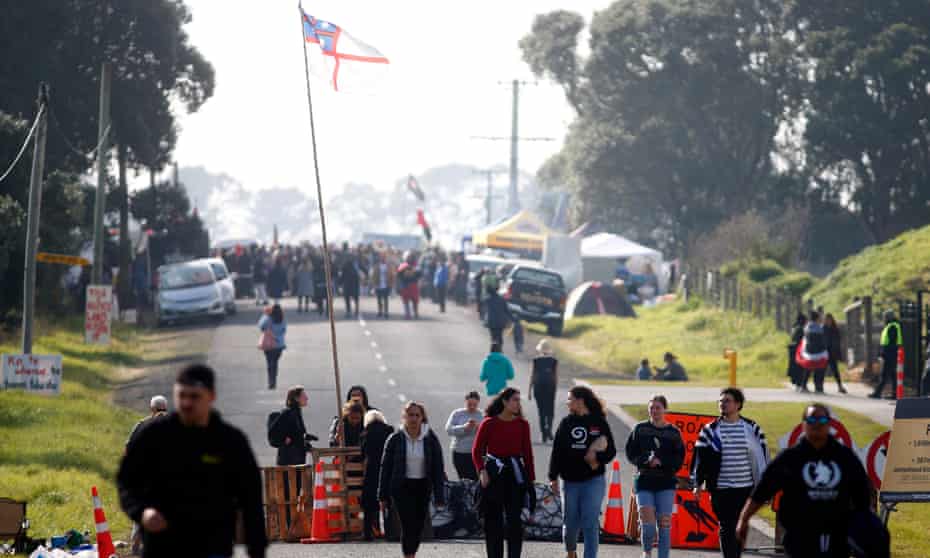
268, 386, 312, 466
117, 364, 267, 558
445, 391, 483, 480
481, 343, 515, 397
373, 253, 395, 318
252, 254, 268, 306
397, 255, 422, 319
361, 410, 394, 540
625, 394, 684, 558
787, 314, 807, 391
823, 314, 847, 394
472, 387, 535, 558
258, 304, 287, 390
485, 284, 514, 348
329, 401, 366, 447
797, 311, 829, 394
295, 259, 314, 313
126, 395, 169, 556
549, 386, 617, 558
691, 388, 769, 558
528, 339, 558, 443
340, 245, 362, 318
378, 401, 446, 558
434, 257, 449, 313
736, 403, 875, 557
870, 310, 902, 399
267, 257, 288, 304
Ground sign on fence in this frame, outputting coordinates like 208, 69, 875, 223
2, 353, 63, 394
85, 285, 113, 345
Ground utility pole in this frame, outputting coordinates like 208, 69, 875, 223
21, 83, 50, 355
92, 62, 112, 285
473, 169, 505, 225
472, 80, 554, 216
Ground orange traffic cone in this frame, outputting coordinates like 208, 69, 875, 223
91, 486, 117, 558
602, 460, 629, 542
302, 461, 338, 543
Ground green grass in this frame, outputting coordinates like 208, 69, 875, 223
621, 402, 928, 558
532, 297, 791, 387
806, 223, 930, 314
0, 319, 143, 541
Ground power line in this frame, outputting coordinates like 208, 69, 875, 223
48, 107, 111, 163
0, 105, 45, 185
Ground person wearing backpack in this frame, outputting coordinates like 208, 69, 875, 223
267, 386, 317, 466
796, 311, 829, 393
258, 304, 287, 390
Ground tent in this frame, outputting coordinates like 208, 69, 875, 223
565, 281, 636, 320
472, 211, 552, 257
579, 233, 666, 293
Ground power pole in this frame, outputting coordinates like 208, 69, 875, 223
473, 169, 505, 225
21, 83, 50, 355
92, 62, 112, 285
472, 80, 554, 216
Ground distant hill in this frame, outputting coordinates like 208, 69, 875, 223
806, 224, 930, 313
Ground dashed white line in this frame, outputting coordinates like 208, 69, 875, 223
387, 379, 397, 387
364, 330, 372, 337
359, 318, 367, 327
375, 353, 382, 360
378, 365, 388, 373
397, 393, 407, 402
370, 341, 378, 348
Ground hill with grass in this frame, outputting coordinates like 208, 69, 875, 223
806, 224, 930, 313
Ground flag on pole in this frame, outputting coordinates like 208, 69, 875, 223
300, 8, 390, 92
407, 175, 425, 201
416, 209, 432, 242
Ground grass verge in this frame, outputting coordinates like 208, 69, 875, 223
621, 402, 927, 558
530, 297, 793, 387
0, 317, 142, 542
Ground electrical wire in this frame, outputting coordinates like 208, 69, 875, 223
49, 107, 110, 163
0, 104, 45, 185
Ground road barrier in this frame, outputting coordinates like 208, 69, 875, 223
90, 486, 116, 558
306, 447, 364, 542
262, 465, 312, 541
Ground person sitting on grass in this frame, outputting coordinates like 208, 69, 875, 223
636, 359, 652, 381
654, 352, 688, 381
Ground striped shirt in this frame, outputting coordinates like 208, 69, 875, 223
717, 420, 754, 488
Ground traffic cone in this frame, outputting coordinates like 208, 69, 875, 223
91, 486, 117, 558
896, 347, 905, 400
302, 461, 338, 543
602, 460, 628, 541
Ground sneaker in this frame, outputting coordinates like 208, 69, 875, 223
838, 386, 848, 394
799, 386, 810, 393
868, 392, 881, 399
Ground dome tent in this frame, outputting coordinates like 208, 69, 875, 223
565, 281, 636, 320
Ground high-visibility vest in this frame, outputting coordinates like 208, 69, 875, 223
881, 321, 902, 347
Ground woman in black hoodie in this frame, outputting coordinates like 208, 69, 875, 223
548, 386, 617, 558
273, 386, 310, 466
361, 409, 394, 540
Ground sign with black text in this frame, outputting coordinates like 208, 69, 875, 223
880, 398, 930, 503
2, 353, 63, 395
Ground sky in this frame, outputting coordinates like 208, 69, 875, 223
170, 0, 611, 198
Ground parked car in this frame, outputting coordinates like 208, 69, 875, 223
199, 257, 237, 314
154, 262, 226, 326
464, 254, 540, 303
501, 265, 566, 336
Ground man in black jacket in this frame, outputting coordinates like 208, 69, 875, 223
118, 364, 267, 558
485, 284, 514, 348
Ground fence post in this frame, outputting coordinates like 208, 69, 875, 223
775, 292, 783, 331
764, 286, 772, 316
753, 289, 762, 318
713, 270, 721, 307
863, 296, 874, 374
722, 276, 730, 310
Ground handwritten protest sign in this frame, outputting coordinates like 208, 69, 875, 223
85, 285, 113, 345
2, 353, 63, 395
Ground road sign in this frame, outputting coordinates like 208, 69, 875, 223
37, 252, 90, 266
780, 417, 854, 449
863, 431, 891, 490
2, 353, 63, 395
665, 412, 717, 477
880, 398, 930, 503
85, 285, 112, 345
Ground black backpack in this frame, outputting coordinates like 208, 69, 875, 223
267, 410, 287, 448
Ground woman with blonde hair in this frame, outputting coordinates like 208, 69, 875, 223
529, 339, 558, 442
361, 409, 394, 540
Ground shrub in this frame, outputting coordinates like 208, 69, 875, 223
772, 271, 816, 297
747, 259, 785, 283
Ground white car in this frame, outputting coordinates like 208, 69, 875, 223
199, 257, 237, 315
155, 262, 226, 326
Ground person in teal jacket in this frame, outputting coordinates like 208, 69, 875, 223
480, 343, 514, 396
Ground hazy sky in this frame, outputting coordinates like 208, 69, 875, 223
172, 1, 610, 197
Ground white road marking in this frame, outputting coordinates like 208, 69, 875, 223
397, 393, 407, 402
379, 365, 388, 373
364, 330, 372, 337
359, 318, 366, 327
370, 341, 378, 348
375, 353, 382, 360
388, 379, 397, 387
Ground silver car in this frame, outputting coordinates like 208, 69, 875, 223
155, 262, 226, 326
199, 257, 237, 315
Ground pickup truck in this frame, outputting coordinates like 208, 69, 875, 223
501, 265, 566, 336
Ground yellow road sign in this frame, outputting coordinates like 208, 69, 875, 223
36, 252, 90, 266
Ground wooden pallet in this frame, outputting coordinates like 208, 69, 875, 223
262, 465, 313, 542
311, 447, 365, 540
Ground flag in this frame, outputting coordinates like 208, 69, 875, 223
300, 8, 390, 92
416, 209, 432, 242
407, 175, 425, 201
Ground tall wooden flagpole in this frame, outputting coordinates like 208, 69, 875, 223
299, 7, 344, 420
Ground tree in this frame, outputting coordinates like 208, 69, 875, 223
521, 0, 794, 253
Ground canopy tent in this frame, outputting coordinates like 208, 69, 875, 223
565, 281, 636, 320
579, 233, 666, 293
580, 233, 661, 259
472, 211, 553, 257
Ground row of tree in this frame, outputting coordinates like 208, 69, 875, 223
521, 0, 930, 257
0, 1, 214, 319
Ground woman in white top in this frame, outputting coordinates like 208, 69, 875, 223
378, 401, 446, 558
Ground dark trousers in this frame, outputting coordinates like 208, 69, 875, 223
392, 478, 431, 556
873, 348, 897, 396
827, 358, 844, 389
344, 291, 359, 316
710, 486, 753, 558
811, 368, 826, 392
363, 501, 381, 539
264, 348, 283, 389
489, 327, 504, 348
533, 384, 556, 441
453, 451, 478, 481
297, 295, 311, 310
783, 530, 849, 558
512, 320, 524, 352
483, 473, 525, 558
376, 288, 390, 316
436, 284, 448, 313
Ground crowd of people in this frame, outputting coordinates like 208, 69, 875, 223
119, 360, 886, 558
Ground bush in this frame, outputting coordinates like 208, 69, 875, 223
772, 271, 816, 297
747, 259, 785, 283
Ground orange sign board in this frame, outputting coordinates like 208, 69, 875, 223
665, 412, 717, 478
37, 252, 90, 266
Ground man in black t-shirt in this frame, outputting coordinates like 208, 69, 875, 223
736, 403, 871, 557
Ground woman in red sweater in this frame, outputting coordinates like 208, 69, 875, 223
472, 387, 535, 558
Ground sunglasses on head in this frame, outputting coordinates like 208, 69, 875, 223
804, 415, 830, 425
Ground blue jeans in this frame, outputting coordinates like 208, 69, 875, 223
563, 475, 607, 558
635, 488, 675, 558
